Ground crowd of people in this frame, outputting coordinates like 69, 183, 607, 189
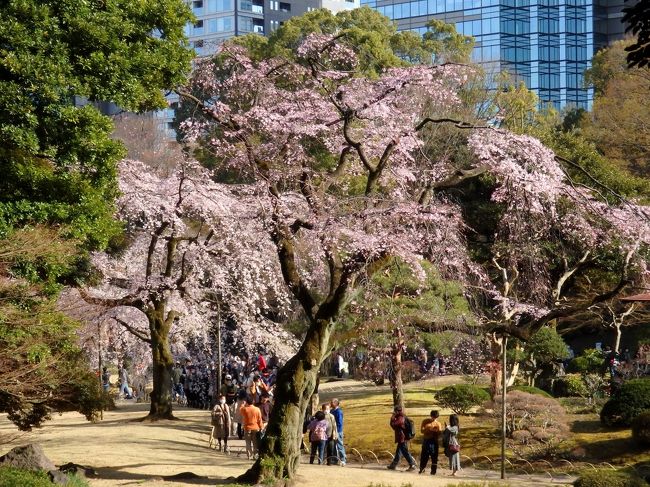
170, 352, 280, 410
304, 398, 347, 466
199, 353, 281, 459
387, 407, 461, 476
104, 351, 464, 474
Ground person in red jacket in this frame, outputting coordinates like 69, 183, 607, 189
257, 353, 267, 372
387, 406, 417, 471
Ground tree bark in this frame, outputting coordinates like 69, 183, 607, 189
614, 324, 622, 355
390, 329, 405, 410
490, 337, 503, 398
146, 304, 175, 420
390, 350, 404, 410
239, 319, 332, 484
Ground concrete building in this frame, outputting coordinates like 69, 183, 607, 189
359, 0, 638, 110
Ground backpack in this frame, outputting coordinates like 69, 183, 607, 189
311, 421, 328, 442
404, 416, 416, 440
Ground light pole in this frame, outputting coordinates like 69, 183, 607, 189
500, 335, 507, 479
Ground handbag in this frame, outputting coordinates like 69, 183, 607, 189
449, 443, 460, 453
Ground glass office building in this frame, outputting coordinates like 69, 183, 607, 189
360, 0, 634, 110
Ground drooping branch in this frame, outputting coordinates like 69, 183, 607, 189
497, 251, 635, 341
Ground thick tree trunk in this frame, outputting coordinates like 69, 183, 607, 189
614, 324, 622, 354
506, 361, 519, 387
390, 336, 404, 410
490, 338, 503, 398
146, 307, 175, 420
238, 320, 331, 484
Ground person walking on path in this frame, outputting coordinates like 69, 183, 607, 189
308, 410, 329, 465
419, 410, 442, 474
330, 398, 347, 466
443, 414, 461, 476
118, 365, 130, 398
322, 403, 339, 465
211, 394, 232, 453
240, 396, 263, 459
387, 406, 417, 471
233, 390, 246, 439
101, 367, 111, 393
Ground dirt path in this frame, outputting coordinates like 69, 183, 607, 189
1, 379, 570, 487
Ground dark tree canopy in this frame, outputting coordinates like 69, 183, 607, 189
623, 0, 650, 68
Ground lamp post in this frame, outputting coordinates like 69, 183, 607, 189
500, 335, 507, 479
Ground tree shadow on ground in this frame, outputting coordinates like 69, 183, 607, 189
93, 467, 219, 485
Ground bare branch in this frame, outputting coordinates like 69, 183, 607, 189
114, 317, 152, 344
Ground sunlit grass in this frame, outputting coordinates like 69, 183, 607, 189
342, 385, 500, 462
341, 381, 650, 468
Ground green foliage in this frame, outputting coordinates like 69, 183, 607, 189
0, 0, 193, 429
0, 229, 104, 429
509, 385, 553, 398
492, 71, 539, 133
569, 349, 605, 375
601, 379, 650, 427
0, 467, 52, 487
525, 327, 570, 365
0, 0, 193, 247
238, 8, 472, 75
0, 467, 90, 487
420, 330, 464, 356
632, 411, 650, 446
435, 384, 490, 415
338, 259, 474, 385
553, 373, 589, 398
573, 469, 647, 487
582, 39, 650, 176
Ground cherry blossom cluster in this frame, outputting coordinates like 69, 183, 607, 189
174, 34, 650, 338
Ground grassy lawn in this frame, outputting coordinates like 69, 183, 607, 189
338, 380, 650, 470
341, 384, 501, 463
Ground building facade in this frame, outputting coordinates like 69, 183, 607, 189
186, 0, 359, 59
360, 0, 636, 110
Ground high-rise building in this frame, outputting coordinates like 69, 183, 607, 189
359, 0, 637, 110
187, 0, 359, 59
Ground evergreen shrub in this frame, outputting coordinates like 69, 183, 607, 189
631, 411, 650, 446
435, 384, 490, 414
601, 379, 650, 427
553, 374, 588, 397
573, 469, 646, 487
